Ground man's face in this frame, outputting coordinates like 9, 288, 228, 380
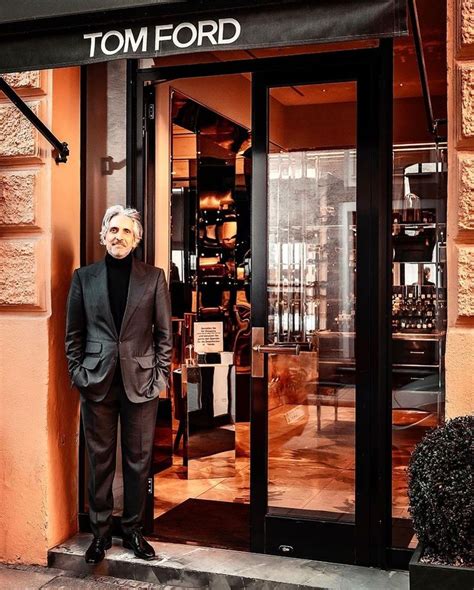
105, 214, 136, 259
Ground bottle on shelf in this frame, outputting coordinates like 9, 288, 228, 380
421, 209, 435, 224
402, 192, 421, 223
391, 286, 438, 334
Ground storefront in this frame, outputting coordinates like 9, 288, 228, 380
1, 0, 461, 572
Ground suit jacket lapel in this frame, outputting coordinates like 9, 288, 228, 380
90, 259, 118, 339
120, 257, 148, 339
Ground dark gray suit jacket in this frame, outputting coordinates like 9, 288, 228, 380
65, 257, 172, 403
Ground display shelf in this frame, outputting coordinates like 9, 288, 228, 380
392, 331, 445, 340
392, 222, 446, 228
271, 224, 357, 231
391, 149, 447, 429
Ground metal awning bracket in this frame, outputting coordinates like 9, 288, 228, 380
408, 0, 447, 144
0, 77, 69, 163
53, 142, 70, 164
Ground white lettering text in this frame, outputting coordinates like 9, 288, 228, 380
172, 22, 198, 49
124, 27, 148, 53
84, 32, 103, 58
218, 18, 241, 45
85, 18, 242, 58
101, 30, 125, 55
197, 20, 218, 46
155, 24, 173, 50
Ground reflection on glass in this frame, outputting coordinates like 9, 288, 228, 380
391, 145, 447, 548
267, 83, 356, 520
183, 356, 236, 480
167, 91, 252, 482
154, 86, 252, 537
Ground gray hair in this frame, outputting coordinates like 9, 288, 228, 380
99, 205, 143, 247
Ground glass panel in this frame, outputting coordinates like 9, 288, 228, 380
153, 79, 252, 550
267, 83, 357, 520
391, 144, 447, 548
167, 90, 252, 481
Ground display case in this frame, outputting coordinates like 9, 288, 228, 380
391, 147, 447, 426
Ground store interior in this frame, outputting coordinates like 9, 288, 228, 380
148, 14, 447, 549
81, 0, 447, 555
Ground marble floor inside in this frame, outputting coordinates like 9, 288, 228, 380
153, 403, 420, 548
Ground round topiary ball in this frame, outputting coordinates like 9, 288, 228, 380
407, 415, 473, 566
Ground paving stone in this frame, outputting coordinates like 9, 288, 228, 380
0, 565, 59, 590
0, 565, 171, 590
43, 574, 163, 588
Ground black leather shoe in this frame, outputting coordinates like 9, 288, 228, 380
123, 529, 155, 560
84, 535, 112, 564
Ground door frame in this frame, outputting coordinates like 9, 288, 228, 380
250, 43, 393, 567
123, 41, 395, 567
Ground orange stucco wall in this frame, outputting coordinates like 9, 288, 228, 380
0, 318, 50, 563
0, 67, 81, 565
47, 66, 81, 551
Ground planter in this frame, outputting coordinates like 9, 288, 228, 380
409, 545, 474, 590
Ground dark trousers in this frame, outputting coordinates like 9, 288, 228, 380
81, 380, 159, 537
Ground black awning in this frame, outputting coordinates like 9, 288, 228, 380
0, 1, 407, 74
0, 1, 184, 25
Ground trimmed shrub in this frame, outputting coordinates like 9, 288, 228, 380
407, 415, 473, 566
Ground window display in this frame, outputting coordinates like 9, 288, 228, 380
391, 145, 447, 549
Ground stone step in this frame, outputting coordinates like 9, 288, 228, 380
48, 533, 409, 589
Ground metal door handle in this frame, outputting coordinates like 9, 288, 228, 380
252, 344, 300, 355
252, 327, 302, 378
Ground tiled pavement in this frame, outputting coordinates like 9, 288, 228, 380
0, 563, 165, 589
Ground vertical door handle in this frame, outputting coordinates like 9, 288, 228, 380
251, 327, 265, 378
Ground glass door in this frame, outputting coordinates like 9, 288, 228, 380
250, 47, 393, 567
265, 84, 357, 523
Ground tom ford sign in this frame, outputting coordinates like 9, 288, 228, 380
84, 19, 241, 58
0, 1, 407, 73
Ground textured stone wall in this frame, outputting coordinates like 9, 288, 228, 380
1, 71, 41, 90
0, 102, 40, 158
446, 0, 474, 417
458, 154, 474, 229
0, 71, 48, 309
0, 239, 37, 306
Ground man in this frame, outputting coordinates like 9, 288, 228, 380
423, 266, 435, 286
65, 205, 172, 564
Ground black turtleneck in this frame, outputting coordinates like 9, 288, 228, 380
106, 252, 133, 334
